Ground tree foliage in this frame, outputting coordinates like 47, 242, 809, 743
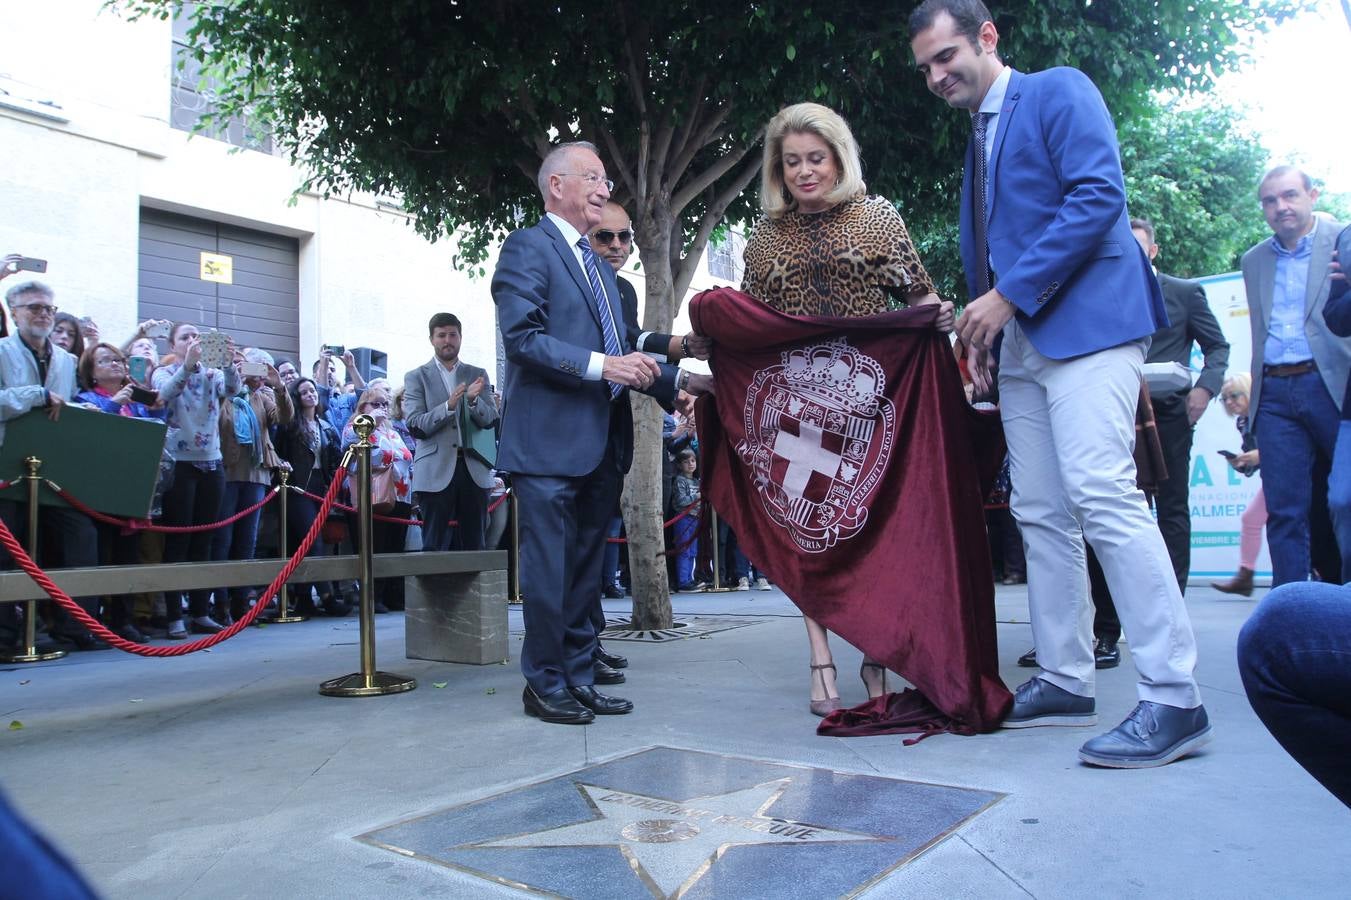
1119, 100, 1271, 279
120, 0, 1304, 315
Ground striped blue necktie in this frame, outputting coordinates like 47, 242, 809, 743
577, 238, 625, 399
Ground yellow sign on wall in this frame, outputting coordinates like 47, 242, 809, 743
200, 252, 233, 284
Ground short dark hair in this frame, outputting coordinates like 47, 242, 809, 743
428, 312, 461, 337
1259, 165, 1313, 194
908, 0, 993, 42
1130, 218, 1155, 243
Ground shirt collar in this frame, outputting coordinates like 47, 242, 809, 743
977, 65, 1012, 116
547, 211, 585, 249
1269, 217, 1319, 257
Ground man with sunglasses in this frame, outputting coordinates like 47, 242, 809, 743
0, 281, 105, 650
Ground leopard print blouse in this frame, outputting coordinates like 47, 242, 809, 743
741, 194, 935, 318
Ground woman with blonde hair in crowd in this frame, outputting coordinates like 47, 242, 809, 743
1212, 373, 1265, 596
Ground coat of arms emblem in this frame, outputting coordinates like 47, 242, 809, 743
735, 338, 895, 553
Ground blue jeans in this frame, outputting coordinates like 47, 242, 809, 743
1255, 370, 1348, 585
210, 481, 268, 604
601, 515, 623, 588
674, 515, 699, 585
1238, 581, 1351, 807
1328, 418, 1351, 579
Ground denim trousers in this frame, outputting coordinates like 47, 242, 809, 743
1255, 370, 1349, 585
1238, 580, 1351, 807
209, 480, 268, 604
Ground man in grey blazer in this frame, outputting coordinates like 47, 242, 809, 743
492, 142, 711, 725
1241, 165, 1350, 586
403, 312, 498, 552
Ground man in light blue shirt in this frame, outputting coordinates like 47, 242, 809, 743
1240, 165, 1351, 586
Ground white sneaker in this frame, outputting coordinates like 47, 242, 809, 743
736, 576, 750, 590
754, 577, 772, 591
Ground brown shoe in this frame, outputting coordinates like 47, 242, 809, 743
1211, 567, 1254, 597
808, 663, 842, 717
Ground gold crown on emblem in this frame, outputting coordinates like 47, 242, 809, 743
780, 339, 883, 414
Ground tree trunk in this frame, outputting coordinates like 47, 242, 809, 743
621, 394, 673, 629
623, 207, 678, 629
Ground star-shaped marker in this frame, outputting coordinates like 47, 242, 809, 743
469, 779, 889, 898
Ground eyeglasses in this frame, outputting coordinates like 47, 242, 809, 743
557, 172, 615, 192
593, 229, 633, 244
14, 303, 57, 316
94, 356, 125, 367
365, 400, 391, 409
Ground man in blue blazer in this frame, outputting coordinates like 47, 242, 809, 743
911, 0, 1209, 768
492, 142, 712, 724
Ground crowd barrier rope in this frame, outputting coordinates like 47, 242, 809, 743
0, 469, 348, 658
289, 484, 512, 527
605, 499, 700, 544
51, 482, 279, 534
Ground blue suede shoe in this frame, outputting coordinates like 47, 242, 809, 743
1079, 701, 1211, 768
1002, 677, 1097, 728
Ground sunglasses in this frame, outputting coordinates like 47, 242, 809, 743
593, 229, 633, 244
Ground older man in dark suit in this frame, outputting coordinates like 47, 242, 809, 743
493, 142, 711, 724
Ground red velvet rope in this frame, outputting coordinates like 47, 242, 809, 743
0, 471, 347, 657
604, 500, 700, 544
290, 485, 511, 526
52, 482, 279, 533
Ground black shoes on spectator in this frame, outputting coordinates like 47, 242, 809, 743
1018, 641, 1121, 670
523, 686, 594, 724
601, 583, 625, 599
53, 629, 110, 651
1094, 638, 1121, 669
594, 660, 626, 685
596, 643, 628, 669
189, 616, 225, 635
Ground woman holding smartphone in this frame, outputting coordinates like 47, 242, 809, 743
76, 343, 167, 641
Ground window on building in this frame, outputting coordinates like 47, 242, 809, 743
170, 4, 275, 154
707, 230, 745, 283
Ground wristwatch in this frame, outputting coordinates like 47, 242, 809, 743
676, 370, 690, 392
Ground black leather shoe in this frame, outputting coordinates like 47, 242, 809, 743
601, 583, 625, 599
522, 686, 595, 724
1079, 702, 1211, 768
596, 643, 629, 669
1017, 647, 1038, 668
568, 685, 634, 715
1094, 638, 1121, 669
594, 660, 626, 685
57, 630, 110, 651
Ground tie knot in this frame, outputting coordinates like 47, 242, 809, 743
577, 237, 593, 255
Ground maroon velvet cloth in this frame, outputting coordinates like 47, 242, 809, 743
690, 288, 1012, 738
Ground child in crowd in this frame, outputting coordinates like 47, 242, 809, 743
672, 449, 701, 591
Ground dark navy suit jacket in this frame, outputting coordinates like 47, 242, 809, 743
961, 67, 1167, 360
492, 216, 677, 477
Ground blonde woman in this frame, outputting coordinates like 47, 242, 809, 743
1212, 374, 1265, 595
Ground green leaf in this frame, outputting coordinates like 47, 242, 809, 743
8, 720, 22, 730
432, 681, 448, 688
786, 43, 796, 61
486, 687, 496, 695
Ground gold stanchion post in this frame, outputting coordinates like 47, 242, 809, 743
1, 456, 67, 663
320, 415, 415, 697
270, 469, 306, 623
507, 488, 522, 604
703, 507, 735, 593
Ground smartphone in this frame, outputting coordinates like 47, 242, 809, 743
321, 343, 345, 356
240, 361, 269, 378
17, 257, 47, 273
129, 385, 158, 405
146, 320, 171, 339
128, 356, 151, 384
1217, 450, 1237, 459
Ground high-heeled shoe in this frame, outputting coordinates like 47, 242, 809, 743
860, 661, 888, 699
809, 663, 843, 717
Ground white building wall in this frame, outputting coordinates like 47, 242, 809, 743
0, 0, 729, 384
